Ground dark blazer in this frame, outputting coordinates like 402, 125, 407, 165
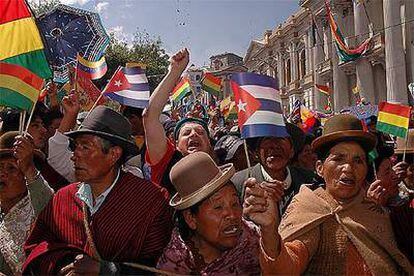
231, 164, 315, 216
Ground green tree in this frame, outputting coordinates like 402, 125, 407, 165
29, 0, 60, 16
101, 30, 169, 91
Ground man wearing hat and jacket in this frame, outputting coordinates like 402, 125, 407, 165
231, 123, 315, 216
144, 49, 216, 195
23, 106, 173, 275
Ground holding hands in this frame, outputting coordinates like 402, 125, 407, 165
243, 178, 284, 230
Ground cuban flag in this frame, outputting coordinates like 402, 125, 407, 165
105, 66, 150, 109
231, 72, 288, 139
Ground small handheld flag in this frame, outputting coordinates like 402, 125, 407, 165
377, 102, 411, 138
103, 67, 131, 94
231, 72, 288, 139
76, 54, 107, 80
201, 72, 221, 97
0, 62, 44, 111
171, 78, 191, 103
105, 66, 150, 109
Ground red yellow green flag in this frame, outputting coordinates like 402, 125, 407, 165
171, 78, 191, 103
201, 72, 221, 97
315, 84, 330, 95
0, 62, 44, 111
377, 102, 412, 138
0, 0, 52, 79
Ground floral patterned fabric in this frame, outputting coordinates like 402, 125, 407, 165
157, 220, 261, 275
0, 195, 35, 275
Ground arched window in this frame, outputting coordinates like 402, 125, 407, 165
299, 50, 306, 79
285, 59, 291, 84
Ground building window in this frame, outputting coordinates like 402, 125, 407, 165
303, 88, 314, 109
285, 59, 291, 84
299, 50, 306, 79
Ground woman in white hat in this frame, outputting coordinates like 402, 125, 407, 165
157, 151, 283, 275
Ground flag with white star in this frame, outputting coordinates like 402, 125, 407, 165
231, 72, 288, 139
105, 65, 150, 108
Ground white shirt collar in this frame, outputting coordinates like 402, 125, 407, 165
76, 170, 120, 215
260, 165, 292, 190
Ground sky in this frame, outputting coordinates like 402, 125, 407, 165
58, 0, 300, 67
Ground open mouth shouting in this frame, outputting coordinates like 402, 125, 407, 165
338, 176, 355, 187
222, 223, 241, 237
187, 140, 202, 152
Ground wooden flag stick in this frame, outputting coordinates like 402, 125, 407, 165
23, 105, 36, 137
19, 111, 24, 134
372, 162, 377, 180
243, 139, 252, 178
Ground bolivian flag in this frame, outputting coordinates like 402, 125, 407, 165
0, 0, 51, 79
377, 102, 412, 138
0, 62, 44, 111
201, 72, 221, 97
171, 78, 191, 103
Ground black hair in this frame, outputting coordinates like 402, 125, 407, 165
175, 202, 202, 241
43, 109, 63, 128
122, 106, 144, 118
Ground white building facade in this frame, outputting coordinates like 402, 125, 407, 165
244, 0, 414, 114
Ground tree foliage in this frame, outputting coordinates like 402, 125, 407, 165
29, 0, 61, 16
101, 30, 169, 91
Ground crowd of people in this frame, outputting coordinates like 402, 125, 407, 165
0, 48, 413, 275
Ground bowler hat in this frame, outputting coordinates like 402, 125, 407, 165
66, 106, 139, 159
312, 114, 377, 154
170, 151, 235, 210
214, 134, 243, 163
0, 131, 45, 161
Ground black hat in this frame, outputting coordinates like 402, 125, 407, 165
214, 134, 244, 164
66, 106, 139, 160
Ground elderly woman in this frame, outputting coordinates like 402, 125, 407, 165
157, 151, 274, 275
0, 132, 54, 275
244, 114, 412, 275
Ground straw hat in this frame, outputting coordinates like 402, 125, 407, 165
169, 151, 235, 210
395, 128, 414, 154
312, 114, 377, 154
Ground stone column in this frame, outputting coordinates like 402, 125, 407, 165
353, 0, 376, 103
303, 32, 309, 74
307, 28, 313, 73
383, 0, 408, 104
404, 0, 414, 89
313, 17, 324, 111
277, 52, 284, 88
323, 23, 332, 60
331, 8, 350, 110
290, 43, 297, 81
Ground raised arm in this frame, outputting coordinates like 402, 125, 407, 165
143, 48, 189, 165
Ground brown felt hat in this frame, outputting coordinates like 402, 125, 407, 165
169, 151, 235, 210
312, 114, 377, 154
0, 131, 45, 161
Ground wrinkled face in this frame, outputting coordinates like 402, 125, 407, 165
28, 117, 47, 150
177, 123, 211, 156
377, 158, 399, 201
297, 144, 318, 171
185, 184, 242, 252
0, 156, 26, 202
316, 142, 367, 201
70, 135, 121, 184
258, 137, 293, 173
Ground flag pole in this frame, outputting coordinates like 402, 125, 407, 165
19, 111, 24, 134
23, 104, 36, 137
243, 139, 251, 178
